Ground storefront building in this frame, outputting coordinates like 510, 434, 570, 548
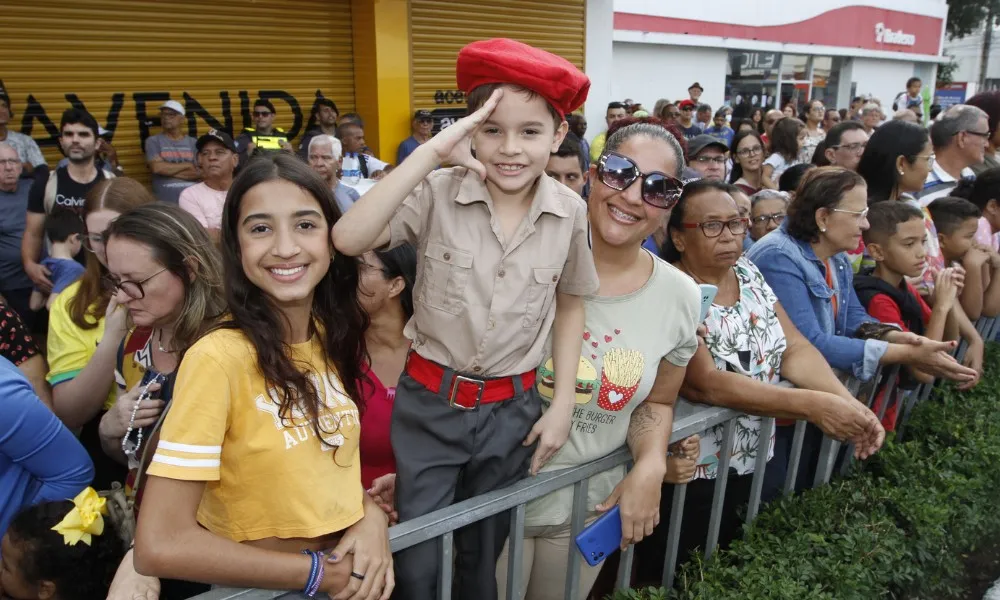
582, 0, 947, 128
2, 0, 589, 183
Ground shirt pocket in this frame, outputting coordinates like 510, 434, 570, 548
419, 242, 473, 315
522, 267, 562, 328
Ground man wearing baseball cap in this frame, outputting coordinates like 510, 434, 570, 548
396, 109, 434, 164
677, 100, 702, 140
179, 129, 238, 242
144, 99, 198, 204
687, 134, 729, 181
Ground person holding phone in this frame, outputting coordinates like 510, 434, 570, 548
496, 119, 702, 600
98, 204, 227, 600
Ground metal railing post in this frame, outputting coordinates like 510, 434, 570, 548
564, 479, 589, 600
705, 419, 736, 559
784, 420, 807, 495
438, 531, 454, 600
505, 504, 525, 600
661, 483, 688, 590
746, 417, 775, 523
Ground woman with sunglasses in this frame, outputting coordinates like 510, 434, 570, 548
496, 120, 703, 600
633, 179, 885, 584
46, 177, 155, 489
729, 129, 766, 195
134, 155, 392, 599
98, 203, 226, 600
746, 167, 978, 492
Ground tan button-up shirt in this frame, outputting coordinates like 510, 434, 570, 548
388, 167, 598, 377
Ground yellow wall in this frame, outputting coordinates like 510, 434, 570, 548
352, 0, 413, 163
2, 0, 355, 186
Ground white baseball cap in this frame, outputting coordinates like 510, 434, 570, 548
159, 100, 185, 116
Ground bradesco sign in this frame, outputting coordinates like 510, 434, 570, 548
875, 22, 916, 47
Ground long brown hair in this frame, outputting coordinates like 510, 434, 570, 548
219, 154, 369, 440
68, 178, 156, 330
104, 204, 227, 353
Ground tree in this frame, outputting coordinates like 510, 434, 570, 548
946, 0, 1000, 40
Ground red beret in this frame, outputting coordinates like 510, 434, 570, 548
456, 38, 590, 117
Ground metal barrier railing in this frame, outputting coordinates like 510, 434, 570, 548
188, 316, 996, 600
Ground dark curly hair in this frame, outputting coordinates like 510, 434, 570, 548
219, 154, 369, 435
6, 500, 126, 600
786, 167, 867, 242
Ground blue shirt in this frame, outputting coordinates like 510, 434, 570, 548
0, 356, 93, 535
41, 257, 85, 294
396, 136, 422, 165
0, 179, 33, 292
705, 125, 734, 146
642, 235, 659, 255
746, 222, 887, 381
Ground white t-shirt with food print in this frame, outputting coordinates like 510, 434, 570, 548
694, 256, 784, 480
526, 253, 701, 527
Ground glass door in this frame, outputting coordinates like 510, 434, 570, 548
779, 54, 812, 115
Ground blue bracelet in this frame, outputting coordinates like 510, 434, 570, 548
308, 553, 326, 597
301, 550, 320, 597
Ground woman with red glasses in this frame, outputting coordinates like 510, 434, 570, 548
495, 120, 703, 600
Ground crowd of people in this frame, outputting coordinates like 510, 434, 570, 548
0, 35, 995, 600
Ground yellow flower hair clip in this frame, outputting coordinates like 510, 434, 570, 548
51, 487, 107, 546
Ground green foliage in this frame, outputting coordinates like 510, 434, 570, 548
617, 344, 1000, 600
945, 0, 1000, 41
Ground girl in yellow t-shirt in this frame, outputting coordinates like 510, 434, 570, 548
135, 154, 392, 599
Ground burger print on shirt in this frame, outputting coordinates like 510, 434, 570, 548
537, 327, 644, 414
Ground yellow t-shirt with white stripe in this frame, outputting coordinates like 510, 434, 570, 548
147, 328, 364, 542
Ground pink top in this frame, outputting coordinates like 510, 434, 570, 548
179, 182, 227, 230
359, 367, 397, 490
974, 217, 999, 252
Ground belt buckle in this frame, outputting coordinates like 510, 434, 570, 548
448, 375, 485, 410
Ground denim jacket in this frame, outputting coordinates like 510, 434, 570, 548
746, 222, 887, 381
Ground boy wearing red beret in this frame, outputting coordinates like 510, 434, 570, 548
333, 38, 597, 600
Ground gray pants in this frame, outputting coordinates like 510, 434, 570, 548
391, 369, 542, 600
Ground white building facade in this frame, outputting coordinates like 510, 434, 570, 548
584, 0, 948, 129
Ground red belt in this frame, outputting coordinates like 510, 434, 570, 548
405, 352, 536, 410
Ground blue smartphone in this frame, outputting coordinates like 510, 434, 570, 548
699, 284, 718, 322
574, 505, 622, 566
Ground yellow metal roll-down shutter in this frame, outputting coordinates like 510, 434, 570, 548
2, 0, 355, 187
410, 0, 585, 127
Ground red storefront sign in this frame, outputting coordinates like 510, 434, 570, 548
615, 6, 943, 56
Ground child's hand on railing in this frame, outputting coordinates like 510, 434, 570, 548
664, 435, 700, 485
367, 474, 398, 525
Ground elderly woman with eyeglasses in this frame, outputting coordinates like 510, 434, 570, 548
634, 178, 886, 583
746, 167, 977, 491
748, 190, 789, 243
45, 178, 155, 490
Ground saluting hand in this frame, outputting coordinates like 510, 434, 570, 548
423, 88, 503, 180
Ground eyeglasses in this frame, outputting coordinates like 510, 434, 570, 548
915, 153, 936, 169
811, 106, 826, 113
0, 159, 18, 168
681, 218, 750, 238
751, 213, 786, 226
963, 129, 991, 138
693, 156, 727, 165
253, 111, 272, 117
736, 145, 763, 158
82, 232, 104, 252
103, 268, 168, 300
832, 142, 867, 154
597, 152, 684, 209
829, 206, 870, 223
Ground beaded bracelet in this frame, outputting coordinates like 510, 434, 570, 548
301, 550, 326, 597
